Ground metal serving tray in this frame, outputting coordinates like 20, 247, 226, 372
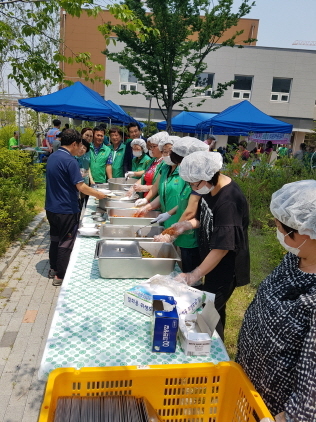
98, 191, 139, 210
107, 208, 160, 226
95, 240, 181, 279
101, 201, 138, 210
95, 240, 141, 258
99, 225, 164, 241
108, 177, 138, 191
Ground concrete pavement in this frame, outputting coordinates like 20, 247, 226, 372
0, 219, 59, 422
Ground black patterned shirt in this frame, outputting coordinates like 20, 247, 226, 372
236, 252, 316, 421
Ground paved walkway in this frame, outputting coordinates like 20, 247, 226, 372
0, 220, 59, 422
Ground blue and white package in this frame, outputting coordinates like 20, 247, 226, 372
152, 295, 178, 353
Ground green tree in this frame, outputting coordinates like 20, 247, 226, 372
0, 0, 156, 95
102, 0, 255, 132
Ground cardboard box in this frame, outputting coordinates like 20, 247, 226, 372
178, 297, 220, 356
152, 295, 178, 353
124, 285, 153, 316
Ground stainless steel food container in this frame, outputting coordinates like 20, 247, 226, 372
107, 208, 160, 226
108, 177, 138, 191
99, 225, 164, 241
98, 191, 139, 210
100, 201, 137, 210
95, 240, 181, 278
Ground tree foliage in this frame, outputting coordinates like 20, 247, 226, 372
0, 0, 155, 95
102, 0, 255, 131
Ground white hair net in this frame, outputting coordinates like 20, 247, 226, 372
179, 151, 223, 182
172, 136, 209, 157
147, 131, 169, 145
131, 138, 148, 153
270, 180, 316, 239
158, 137, 174, 151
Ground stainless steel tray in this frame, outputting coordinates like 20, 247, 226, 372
95, 240, 141, 258
99, 192, 139, 210
108, 177, 138, 191
95, 241, 181, 278
99, 225, 164, 241
107, 208, 160, 226
102, 202, 138, 210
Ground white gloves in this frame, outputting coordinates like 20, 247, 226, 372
125, 171, 135, 178
174, 268, 204, 287
133, 204, 152, 217
151, 212, 172, 224
153, 220, 193, 243
135, 198, 148, 207
134, 184, 151, 192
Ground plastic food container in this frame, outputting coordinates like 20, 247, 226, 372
38, 362, 273, 422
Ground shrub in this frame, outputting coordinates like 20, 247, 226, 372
0, 124, 36, 148
224, 156, 315, 228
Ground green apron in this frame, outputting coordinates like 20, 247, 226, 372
132, 153, 151, 179
158, 165, 198, 249
110, 142, 126, 178
90, 144, 111, 183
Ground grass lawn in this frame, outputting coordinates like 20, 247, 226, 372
225, 227, 284, 359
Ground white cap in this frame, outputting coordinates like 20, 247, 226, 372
147, 131, 169, 145
172, 136, 209, 157
158, 137, 174, 151
270, 180, 316, 239
179, 151, 223, 182
131, 138, 148, 153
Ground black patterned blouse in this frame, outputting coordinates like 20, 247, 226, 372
236, 252, 316, 421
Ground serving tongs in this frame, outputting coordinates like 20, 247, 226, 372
135, 221, 155, 237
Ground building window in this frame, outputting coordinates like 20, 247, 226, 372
232, 75, 253, 100
195, 72, 214, 96
119, 67, 138, 92
270, 77, 292, 102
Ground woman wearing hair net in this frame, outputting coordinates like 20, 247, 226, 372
236, 180, 316, 422
136, 137, 209, 272
163, 150, 250, 340
125, 133, 166, 201
124, 138, 151, 180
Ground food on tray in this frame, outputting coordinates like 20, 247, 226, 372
132, 212, 145, 217
162, 227, 177, 236
140, 247, 155, 258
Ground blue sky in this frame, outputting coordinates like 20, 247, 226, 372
234, 0, 316, 49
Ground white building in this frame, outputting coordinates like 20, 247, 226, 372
105, 43, 316, 150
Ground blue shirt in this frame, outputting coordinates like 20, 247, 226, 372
45, 147, 84, 214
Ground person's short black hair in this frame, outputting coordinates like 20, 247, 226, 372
127, 122, 141, 132
81, 127, 93, 135
109, 126, 123, 137
207, 171, 220, 187
266, 141, 273, 148
99, 123, 107, 130
53, 119, 61, 127
14, 131, 18, 136
64, 123, 70, 129
81, 139, 90, 151
279, 220, 298, 240
239, 141, 247, 149
60, 129, 81, 146
170, 151, 183, 165
93, 126, 105, 134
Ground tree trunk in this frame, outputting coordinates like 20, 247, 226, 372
166, 105, 173, 134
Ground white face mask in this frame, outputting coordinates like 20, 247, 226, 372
162, 155, 175, 166
194, 183, 214, 195
276, 229, 307, 256
149, 150, 154, 157
133, 151, 142, 158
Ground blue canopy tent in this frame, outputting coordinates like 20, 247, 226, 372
157, 111, 217, 133
19, 81, 140, 125
196, 101, 293, 135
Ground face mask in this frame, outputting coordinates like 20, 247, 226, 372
162, 156, 175, 166
276, 229, 307, 256
149, 150, 154, 157
194, 183, 214, 195
133, 151, 142, 158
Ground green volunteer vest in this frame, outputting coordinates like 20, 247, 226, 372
110, 142, 126, 178
132, 153, 151, 179
158, 165, 198, 249
90, 144, 111, 183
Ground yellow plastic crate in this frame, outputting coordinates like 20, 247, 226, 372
39, 362, 273, 422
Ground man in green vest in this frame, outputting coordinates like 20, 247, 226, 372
109, 127, 126, 178
89, 126, 113, 184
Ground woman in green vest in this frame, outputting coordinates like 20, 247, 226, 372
124, 138, 151, 180
108, 127, 126, 178
135, 136, 202, 272
125, 133, 166, 201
